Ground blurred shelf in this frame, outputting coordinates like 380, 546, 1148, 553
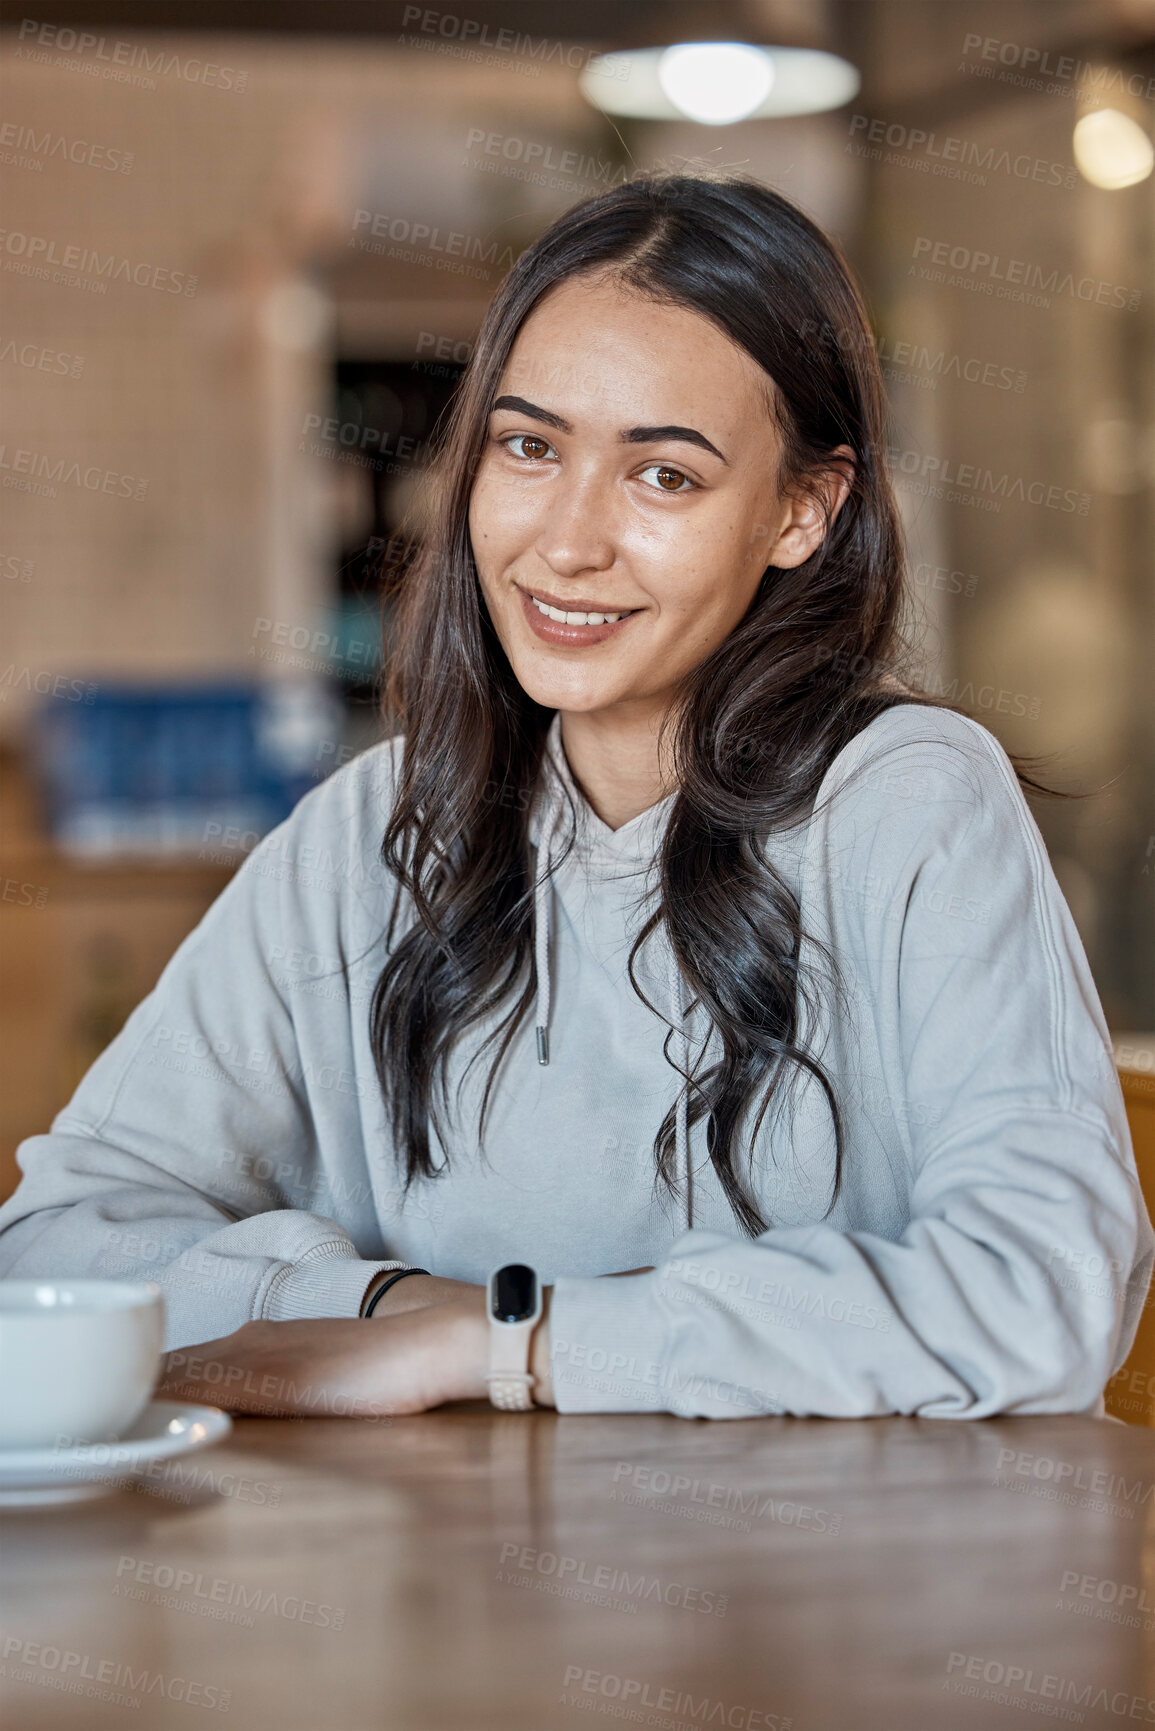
0, 748, 240, 887
0, 748, 238, 1200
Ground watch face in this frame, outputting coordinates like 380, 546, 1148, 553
491, 1263, 537, 1323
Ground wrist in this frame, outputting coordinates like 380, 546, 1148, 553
529, 1287, 555, 1408
361, 1267, 429, 1317
448, 1286, 555, 1407
448, 1290, 492, 1401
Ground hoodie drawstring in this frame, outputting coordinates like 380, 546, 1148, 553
533, 771, 565, 1066
531, 745, 693, 1228
667, 945, 693, 1229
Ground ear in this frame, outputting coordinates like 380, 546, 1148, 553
769, 445, 855, 570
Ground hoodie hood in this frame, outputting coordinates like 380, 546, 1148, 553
528, 715, 695, 1226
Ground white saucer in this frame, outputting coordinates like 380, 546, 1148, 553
0, 1400, 233, 1506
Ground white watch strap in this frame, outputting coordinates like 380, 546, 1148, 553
487, 1318, 536, 1410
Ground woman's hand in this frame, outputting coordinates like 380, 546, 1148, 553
157, 1287, 557, 1416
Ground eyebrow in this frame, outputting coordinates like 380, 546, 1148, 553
490, 395, 728, 464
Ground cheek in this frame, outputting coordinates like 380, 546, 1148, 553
466, 481, 492, 558
643, 519, 758, 625
469, 471, 538, 563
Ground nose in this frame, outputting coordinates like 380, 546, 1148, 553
533, 465, 615, 580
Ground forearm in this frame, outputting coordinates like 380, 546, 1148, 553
359, 1269, 477, 1316
157, 1284, 558, 1416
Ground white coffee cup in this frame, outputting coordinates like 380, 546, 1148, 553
0, 1280, 164, 1450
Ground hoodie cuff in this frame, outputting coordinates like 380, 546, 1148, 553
262, 1248, 409, 1322
548, 1273, 671, 1413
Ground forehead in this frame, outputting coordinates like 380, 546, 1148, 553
497, 274, 776, 431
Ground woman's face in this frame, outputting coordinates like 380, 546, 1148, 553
469, 272, 840, 723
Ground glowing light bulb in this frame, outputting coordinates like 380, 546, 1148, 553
581, 45, 859, 123
657, 42, 775, 125
1073, 109, 1153, 190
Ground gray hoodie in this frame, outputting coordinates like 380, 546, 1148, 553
1, 704, 1150, 1419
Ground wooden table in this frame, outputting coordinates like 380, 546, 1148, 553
2, 1408, 1154, 1731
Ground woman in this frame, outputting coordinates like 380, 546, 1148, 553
1, 173, 1149, 1421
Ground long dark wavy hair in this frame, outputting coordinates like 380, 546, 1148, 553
370, 171, 1042, 1237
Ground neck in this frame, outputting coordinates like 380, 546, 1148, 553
557, 703, 674, 830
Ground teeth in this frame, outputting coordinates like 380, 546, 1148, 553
531, 595, 623, 626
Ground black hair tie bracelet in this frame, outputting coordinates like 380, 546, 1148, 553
363, 1268, 431, 1318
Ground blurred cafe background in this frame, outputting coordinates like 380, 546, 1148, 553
1, 0, 1153, 1210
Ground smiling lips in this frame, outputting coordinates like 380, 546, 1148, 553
530, 592, 628, 626
519, 585, 640, 647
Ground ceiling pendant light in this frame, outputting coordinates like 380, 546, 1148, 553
580, 43, 860, 124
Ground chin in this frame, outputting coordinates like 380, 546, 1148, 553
520, 678, 620, 715
507, 655, 622, 715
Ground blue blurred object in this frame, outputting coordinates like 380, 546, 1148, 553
323, 596, 383, 683
31, 679, 346, 857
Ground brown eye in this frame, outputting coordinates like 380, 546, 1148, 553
505, 433, 552, 461
638, 462, 695, 494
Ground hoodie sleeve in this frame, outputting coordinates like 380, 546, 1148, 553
548, 711, 1155, 1419
0, 748, 411, 1350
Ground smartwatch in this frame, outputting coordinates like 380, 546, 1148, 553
486, 1263, 541, 1411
